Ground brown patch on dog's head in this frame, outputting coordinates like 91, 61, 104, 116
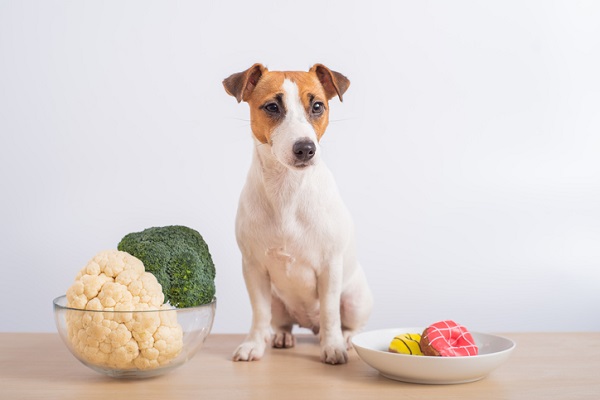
223, 64, 350, 144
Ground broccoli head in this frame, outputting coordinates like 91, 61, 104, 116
117, 225, 216, 308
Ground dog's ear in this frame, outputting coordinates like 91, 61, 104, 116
310, 64, 350, 102
223, 63, 267, 103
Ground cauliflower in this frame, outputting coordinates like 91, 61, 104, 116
65, 250, 183, 370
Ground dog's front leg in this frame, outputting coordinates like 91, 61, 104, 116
318, 259, 348, 364
233, 258, 272, 361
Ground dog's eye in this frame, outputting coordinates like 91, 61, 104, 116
311, 102, 325, 115
264, 103, 280, 114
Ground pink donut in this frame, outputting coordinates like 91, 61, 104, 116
420, 320, 478, 357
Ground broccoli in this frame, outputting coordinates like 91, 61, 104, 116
117, 225, 216, 308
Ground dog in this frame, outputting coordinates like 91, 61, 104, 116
223, 63, 372, 365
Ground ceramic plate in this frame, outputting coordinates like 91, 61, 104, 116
352, 327, 515, 384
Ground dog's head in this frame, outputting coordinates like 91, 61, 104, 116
223, 64, 350, 170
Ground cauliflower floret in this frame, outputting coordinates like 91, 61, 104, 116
66, 250, 183, 370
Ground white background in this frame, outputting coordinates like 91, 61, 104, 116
1, 1, 599, 334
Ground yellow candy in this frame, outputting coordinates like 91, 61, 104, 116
389, 333, 423, 356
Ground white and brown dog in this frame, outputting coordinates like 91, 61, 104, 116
223, 63, 372, 364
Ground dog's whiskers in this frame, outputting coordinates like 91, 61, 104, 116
329, 118, 356, 123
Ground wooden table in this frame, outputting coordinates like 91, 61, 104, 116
1, 333, 598, 399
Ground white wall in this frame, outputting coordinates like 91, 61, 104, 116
1, 1, 599, 333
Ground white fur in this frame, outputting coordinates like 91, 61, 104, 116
232, 79, 373, 364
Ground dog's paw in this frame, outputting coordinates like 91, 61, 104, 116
320, 344, 348, 365
232, 341, 266, 362
272, 331, 295, 348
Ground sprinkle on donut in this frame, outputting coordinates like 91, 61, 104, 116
420, 320, 478, 357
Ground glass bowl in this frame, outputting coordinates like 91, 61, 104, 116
53, 295, 216, 378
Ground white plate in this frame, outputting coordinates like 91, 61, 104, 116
352, 327, 516, 385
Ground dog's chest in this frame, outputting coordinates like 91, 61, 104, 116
263, 199, 325, 264
238, 165, 350, 269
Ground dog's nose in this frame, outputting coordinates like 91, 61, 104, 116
293, 140, 316, 162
